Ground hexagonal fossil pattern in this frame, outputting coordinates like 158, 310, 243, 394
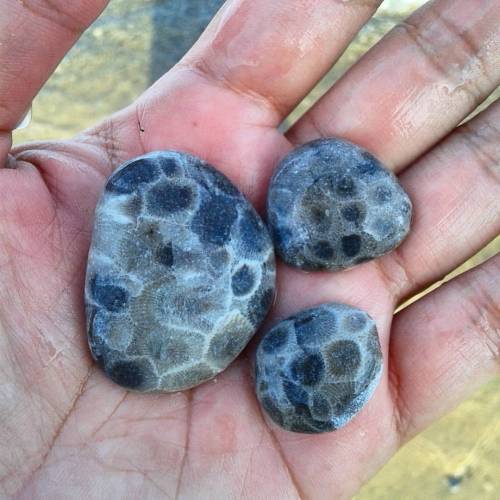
85, 151, 276, 392
267, 138, 412, 271
255, 303, 383, 433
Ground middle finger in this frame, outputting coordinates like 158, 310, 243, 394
181, 0, 383, 123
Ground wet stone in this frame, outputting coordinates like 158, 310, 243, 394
267, 138, 412, 271
255, 303, 383, 433
85, 151, 276, 392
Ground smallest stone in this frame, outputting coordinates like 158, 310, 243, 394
255, 302, 383, 433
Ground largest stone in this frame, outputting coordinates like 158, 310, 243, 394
85, 151, 276, 392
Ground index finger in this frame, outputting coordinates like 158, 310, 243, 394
172, 0, 383, 123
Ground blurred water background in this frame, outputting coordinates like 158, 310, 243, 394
13, 1, 499, 498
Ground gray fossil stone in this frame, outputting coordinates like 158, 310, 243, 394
255, 303, 383, 433
85, 151, 275, 392
267, 138, 412, 270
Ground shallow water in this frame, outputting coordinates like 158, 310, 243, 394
13, 1, 499, 498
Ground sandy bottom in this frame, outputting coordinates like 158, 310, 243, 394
357, 378, 500, 499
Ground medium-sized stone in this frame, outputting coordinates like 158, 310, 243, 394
85, 151, 276, 392
267, 138, 412, 270
255, 303, 383, 433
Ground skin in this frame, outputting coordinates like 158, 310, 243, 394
0, 0, 498, 498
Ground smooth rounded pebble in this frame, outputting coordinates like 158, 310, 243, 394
255, 303, 383, 433
267, 138, 412, 271
85, 151, 276, 392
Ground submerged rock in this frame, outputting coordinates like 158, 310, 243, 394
267, 138, 412, 271
255, 303, 383, 433
85, 151, 275, 392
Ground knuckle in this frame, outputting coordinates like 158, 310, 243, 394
459, 114, 500, 185
388, 351, 413, 442
20, 0, 90, 35
179, 58, 286, 118
373, 248, 418, 303
395, 6, 492, 103
467, 261, 500, 367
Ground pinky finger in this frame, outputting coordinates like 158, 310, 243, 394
389, 253, 500, 443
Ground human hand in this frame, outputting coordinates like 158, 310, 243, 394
1, 0, 499, 498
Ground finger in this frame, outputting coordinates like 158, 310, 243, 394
374, 99, 500, 302
113, 0, 383, 207
389, 253, 500, 443
288, 0, 500, 170
0, 0, 109, 164
168, 0, 383, 123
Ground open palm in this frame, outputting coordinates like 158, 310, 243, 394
1, 1, 499, 498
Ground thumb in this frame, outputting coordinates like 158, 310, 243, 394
0, 0, 109, 165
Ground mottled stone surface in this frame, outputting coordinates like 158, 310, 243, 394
255, 303, 383, 433
267, 138, 412, 271
85, 151, 275, 392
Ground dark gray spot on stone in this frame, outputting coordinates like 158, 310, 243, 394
261, 395, 284, 426
147, 182, 194, 215
373, 218, 397, 239
344, 312, 367, 332
357, 151, 380, 175
401, 200, 412, 215
156, 242, 174, 267
294, 314, 314, 328
231, 265, 255, 296
337, 176, 356, 197
106, 359, 155, 391
326, 382, 357, 416
261, 326, 289, 354
341, 203, 365, 223
159, 157, 180, 177
311, 393, 332, 421
91, 275, 128, 313
106, 159, 158, 194
207, 321, 249, 367
192, 195, 238, 246
239, 208, 269, 255
312, 240, 335, 260
341, 234, 362, 257
283, 380, 309, 408
294, 309, 335, 347
301, 185, 331, 232
291, 353, 325, 386
248, 287, 274, 326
